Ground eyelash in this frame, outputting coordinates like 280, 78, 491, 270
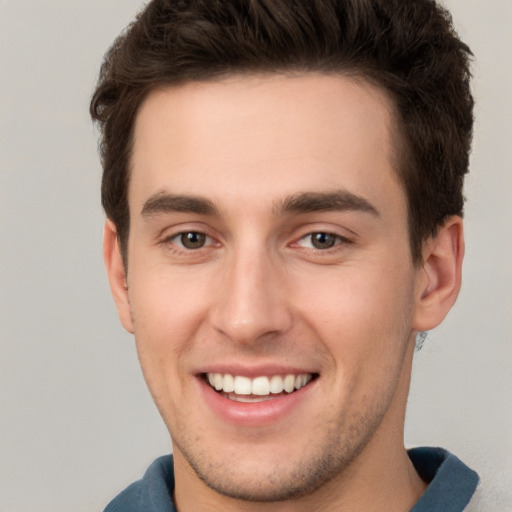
160, 230, 351, 254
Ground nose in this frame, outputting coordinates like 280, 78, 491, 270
209, 246, 293, 345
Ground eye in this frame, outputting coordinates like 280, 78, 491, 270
297, 232, 344, 250
170, 231, 211, 250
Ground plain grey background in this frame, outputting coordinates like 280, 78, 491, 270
1, 1, 511, 510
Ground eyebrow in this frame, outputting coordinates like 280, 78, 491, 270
140, 189, 379, 219
273, 190, 380, 217
141, 192, 219, 217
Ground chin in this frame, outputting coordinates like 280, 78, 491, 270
192, 457, 341, 502
173, 421, 372, 504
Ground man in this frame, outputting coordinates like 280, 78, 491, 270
91, 0, 479, 510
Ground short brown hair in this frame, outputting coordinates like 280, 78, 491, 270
90, 0, 473, 264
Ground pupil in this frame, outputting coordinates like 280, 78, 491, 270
181, 232, 205, 249
312, 233, 336, 249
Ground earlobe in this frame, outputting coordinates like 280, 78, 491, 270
413, 216, 464, 332
103, 219, 134, 334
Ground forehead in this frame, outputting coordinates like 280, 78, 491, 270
130, 73, 404, 216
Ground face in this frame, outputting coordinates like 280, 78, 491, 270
113, 74, 429, 502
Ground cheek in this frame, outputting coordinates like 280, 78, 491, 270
127, 269, 210, 390
308, 275, 415, 425
297, 264, 415, 371
130, 263, 210, 334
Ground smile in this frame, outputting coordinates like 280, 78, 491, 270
205, 373, 314, 402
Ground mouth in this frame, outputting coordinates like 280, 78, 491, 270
204, 372, 317, 403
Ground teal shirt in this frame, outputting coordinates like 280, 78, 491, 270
104, 447, 479, 512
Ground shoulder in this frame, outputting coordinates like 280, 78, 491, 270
103, 455, 176, 512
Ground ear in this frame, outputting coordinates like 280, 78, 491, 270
103, 219, 134, 334
413, 216, 464, 332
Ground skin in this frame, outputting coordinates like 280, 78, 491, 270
104, 74, 464, 512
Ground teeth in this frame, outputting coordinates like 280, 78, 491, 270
223, 373, 234, 393
230, 394, 272, 403
206, 372, 313, 396
252, 376, 270, 396
270, 375, 284, 394
234, 376, 252, 395
284, 374, 295, 393
214, 373, 223, 391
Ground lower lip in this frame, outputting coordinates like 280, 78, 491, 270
198, 376, 317, 427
